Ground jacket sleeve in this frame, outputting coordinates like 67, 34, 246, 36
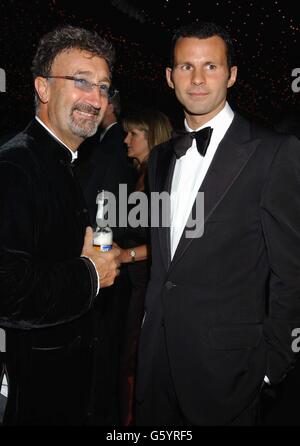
0, 160, 98, 329
261, 134, 300, 384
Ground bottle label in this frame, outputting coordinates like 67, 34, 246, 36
100, 244, 112, 252
93, 244, 112, 252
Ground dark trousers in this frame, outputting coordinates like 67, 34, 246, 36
135, 324, 260, 426
0, 395, 7, 424
135, 324, 188, 426
87, 268, 131, 425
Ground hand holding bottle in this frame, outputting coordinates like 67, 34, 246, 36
81, 227, 120, 288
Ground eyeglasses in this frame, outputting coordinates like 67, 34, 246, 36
45, 75, 118, 99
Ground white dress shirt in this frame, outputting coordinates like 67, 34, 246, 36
170, 102, 234, 259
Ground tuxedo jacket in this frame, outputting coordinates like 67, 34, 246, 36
0, 120, 98, 424
136, 113, 300, 425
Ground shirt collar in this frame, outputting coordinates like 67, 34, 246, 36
35, 116, 78, 162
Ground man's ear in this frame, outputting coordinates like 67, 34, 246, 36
34, 76, 50, 104
166, 67, 174, 89
227, 66, 237, 89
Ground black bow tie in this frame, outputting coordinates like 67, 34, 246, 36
172, 126, 213, 159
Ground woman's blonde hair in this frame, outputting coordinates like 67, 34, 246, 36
123, 108, 172, 151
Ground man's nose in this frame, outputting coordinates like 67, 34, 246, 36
191, 67, 205, 85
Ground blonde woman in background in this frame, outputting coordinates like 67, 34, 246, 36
117, 108, 172, 425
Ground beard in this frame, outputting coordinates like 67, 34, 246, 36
68, 103, 100, 139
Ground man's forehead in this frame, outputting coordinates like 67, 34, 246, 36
52, 48, 109, 71
56, 47, 98, 57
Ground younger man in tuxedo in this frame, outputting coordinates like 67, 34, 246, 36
135, 22, 300, 426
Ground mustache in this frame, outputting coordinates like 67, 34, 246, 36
72, 103, 100, 116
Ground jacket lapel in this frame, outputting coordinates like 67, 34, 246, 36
155, 144, 176, 270
170, 114, 261, 270
25, 119, 73, 164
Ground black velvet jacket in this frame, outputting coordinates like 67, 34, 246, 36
0, 119, 98, 328
0, 120, 99, 424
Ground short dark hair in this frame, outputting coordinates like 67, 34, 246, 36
169, 22, 235, 70
31, 25, 115, 79
109, 91, 121, 119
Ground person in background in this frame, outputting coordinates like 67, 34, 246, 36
75, 92, 136, 426
135, 21, 300, 426
117, 108, 172, 425
75, 91, 135, 226
261, 109, 300, 426
0, 25, 120, 425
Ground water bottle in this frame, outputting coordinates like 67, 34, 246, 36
93, 225, 113, 252
96, 189, 106, 228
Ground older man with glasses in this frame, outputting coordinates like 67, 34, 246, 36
0, 25, 121, 425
